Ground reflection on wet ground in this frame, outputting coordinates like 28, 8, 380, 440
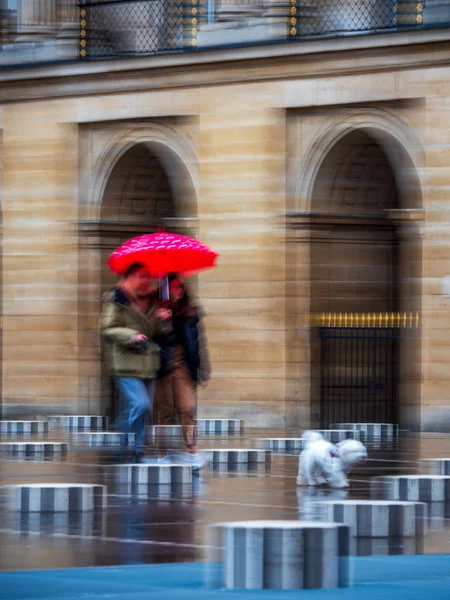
0, 429, 449, 571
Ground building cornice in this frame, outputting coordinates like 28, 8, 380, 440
1, 29, 450, 102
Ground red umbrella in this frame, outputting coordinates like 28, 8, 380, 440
107, 231, 219, 278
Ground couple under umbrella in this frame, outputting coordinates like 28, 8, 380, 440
101, 231, 218, 467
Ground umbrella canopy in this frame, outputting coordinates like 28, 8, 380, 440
107, 232, 219, 277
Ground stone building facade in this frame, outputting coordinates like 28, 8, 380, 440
1, 2, 450, 430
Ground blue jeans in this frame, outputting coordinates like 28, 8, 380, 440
115, 377, 155, 454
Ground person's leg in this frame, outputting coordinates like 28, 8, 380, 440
173, 367, 197, 453
154, 377, 176, 425
116, 377, 151, 458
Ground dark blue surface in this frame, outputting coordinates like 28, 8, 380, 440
1, 555, 450, 600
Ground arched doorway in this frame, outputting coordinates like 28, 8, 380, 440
78, 129, 198, 418
308, 127, 422, 429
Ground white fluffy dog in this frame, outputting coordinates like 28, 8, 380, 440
296, 431, 368, 489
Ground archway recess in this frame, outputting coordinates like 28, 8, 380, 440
307, 126, 422, 430
78, 128, 198, 417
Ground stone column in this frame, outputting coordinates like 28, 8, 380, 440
18, 0, 58, 40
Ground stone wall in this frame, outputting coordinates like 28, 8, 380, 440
0, 30, 450, 429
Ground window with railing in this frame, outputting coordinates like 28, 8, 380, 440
0, 0, 449, 66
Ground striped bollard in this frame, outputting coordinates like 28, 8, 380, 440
302, 499, 427, 538
196, 419, 244, 435
49, 416, 108, 431
0, 442, 68, 459
70, 432, 135, 447
200, 449, 271, 468
423, 458, 450, 476
0, 421, 49, 436
206, 520, 351, 590
2, 484, 106, 512
371, 475, 450, 502
253, 438, 304, 453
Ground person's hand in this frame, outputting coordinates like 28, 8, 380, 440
200, 380, 209, 389
131, 334, 148, 344
157, 308, 172, 320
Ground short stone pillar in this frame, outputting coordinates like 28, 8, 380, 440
333, 423, 398, 440
206, 520, 351, 590
114, 463, 192, 490
0, 442, 68, 458
2, 484, 107, 512
253, 438, 304, 453
0, 421, 49, 435
201, 449, 271, 468
303, 499, 427, 538
423, 458, 450, 476
371, 475, 450, 502
196, 419, 244, 435
70, 432, 134, 448
149, 425, 185, 450
49, 415, 108, 431
313, 430, 362, 443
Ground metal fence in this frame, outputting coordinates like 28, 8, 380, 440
77, 0, 429, 60
79, 0, 185, 58
318, 325, 400, 428
315, 312, 419, 428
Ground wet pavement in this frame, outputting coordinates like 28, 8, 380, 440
0, 429, 449, 572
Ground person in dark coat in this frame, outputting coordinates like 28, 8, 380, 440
155, 273, 211, 469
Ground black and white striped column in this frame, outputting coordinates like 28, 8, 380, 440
201, 449, 271, 467
49, 416, 108, 431
70, 432, 135, 447
333, 423, 398, 440
303, 500, 427, 538
253, 438, 304, 453
0, 421, 49, 435
115, 464, 192, 487
14, 512, 106, 537
196, 419, 244, 435
423, 458, 450, 476
206, 521, 351, 590
0, 442, 68, 458
313, 430, 362, 443
371, 475, 450, 502
2, 484, 107, 512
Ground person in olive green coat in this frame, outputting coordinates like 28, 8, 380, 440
101, 262, 171, 462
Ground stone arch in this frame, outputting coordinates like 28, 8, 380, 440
86, 123, 199, 222
78, 123, 199, 417
298, 110, 423, 431
295, 109, 424, 213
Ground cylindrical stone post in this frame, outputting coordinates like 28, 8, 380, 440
371, 475, 450, 502
0, 442, 68, 458
206, 520, 351, 590
0, 421, 49, 435
302, 499, 427, 538
2, 484, 106, 512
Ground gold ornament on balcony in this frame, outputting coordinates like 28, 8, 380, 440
416, 14, 423, 23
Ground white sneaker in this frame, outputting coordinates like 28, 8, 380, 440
190, 452, 208, 471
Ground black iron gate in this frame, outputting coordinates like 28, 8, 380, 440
317, 313, 417, 428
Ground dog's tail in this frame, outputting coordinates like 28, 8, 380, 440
301, 430, 324, 447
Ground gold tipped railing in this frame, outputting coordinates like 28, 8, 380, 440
312, 312, 420, 328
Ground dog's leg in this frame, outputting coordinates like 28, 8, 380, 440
296, 452, 308, 486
